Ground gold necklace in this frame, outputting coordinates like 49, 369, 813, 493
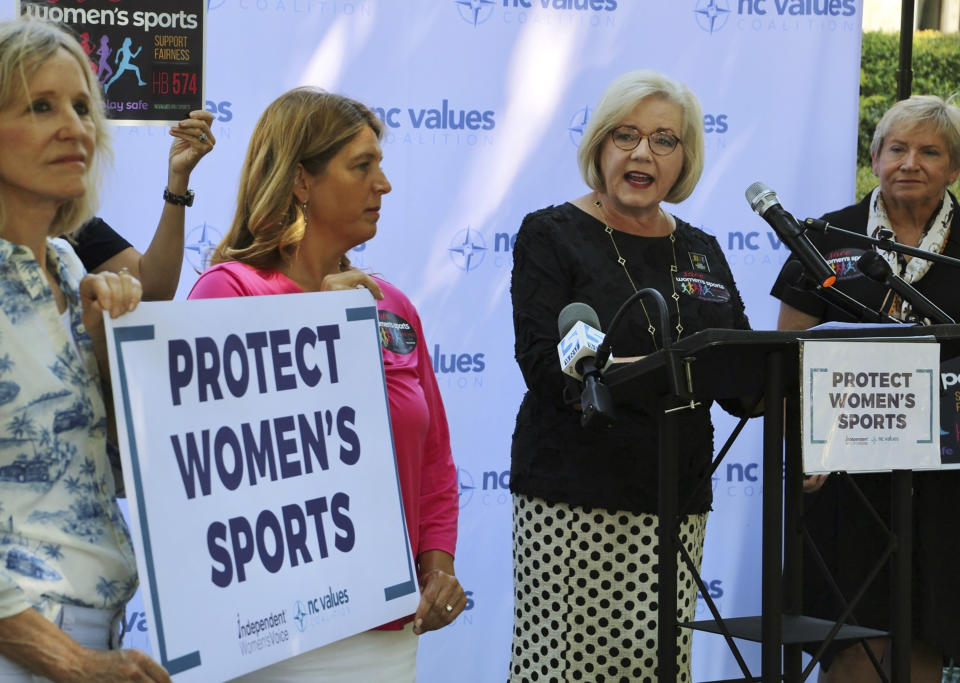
594, 199, 684, 348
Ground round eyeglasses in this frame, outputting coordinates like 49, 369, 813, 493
610, 126, 681, 155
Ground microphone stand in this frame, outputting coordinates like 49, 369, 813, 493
784, 261, 901, 325
591, 288, 691, 412
802, 218, 960, 324
803, 217, 960, 271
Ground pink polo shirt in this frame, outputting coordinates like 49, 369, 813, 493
188, 261, 458, 628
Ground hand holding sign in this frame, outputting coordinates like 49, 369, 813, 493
413, 550, 467, 635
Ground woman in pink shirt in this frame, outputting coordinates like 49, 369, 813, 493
188, 87, 462, 682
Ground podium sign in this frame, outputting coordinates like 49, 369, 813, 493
104, 291, 419, 682
800, 339, 940, 474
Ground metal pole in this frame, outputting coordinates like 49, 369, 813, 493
761, 352, 784, 682
896, 0, 915, 100
890, 470, 912, 682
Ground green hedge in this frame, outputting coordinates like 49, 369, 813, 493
856, 31, 960, 199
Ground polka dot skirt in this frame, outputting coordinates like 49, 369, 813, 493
508, 493, 707, 683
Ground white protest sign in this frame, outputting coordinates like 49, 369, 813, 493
104, 290, 419, 682
801, 339, 940, 474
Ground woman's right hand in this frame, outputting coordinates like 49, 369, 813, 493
0, 609, 170, 683
69, 648, 171, 682
320, 267, 384, 300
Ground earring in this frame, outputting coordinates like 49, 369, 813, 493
301, 201, 309, 229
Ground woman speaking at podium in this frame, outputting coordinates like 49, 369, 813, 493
771, 95, 960, 681
508, 70, 751, 682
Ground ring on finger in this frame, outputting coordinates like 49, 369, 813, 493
198, 132, 209, 143
445, 604, 453, 613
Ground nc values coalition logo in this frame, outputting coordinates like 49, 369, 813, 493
370, 101, 496, 147
448, 227, 517, 272
568, 106, 728, 147
695, 0, 857, 33
292, 586, 351, 633
712, 460, 763, 498
694, 0, 731, 33
568, 106, 592, 146
209, 0, 370, 16
456, 0, 619, 27
448, 228, 487, 272
433, 344, 486, 391
458, 467, 512, 509
185, 222, 223, 273
456, 0, 496, 26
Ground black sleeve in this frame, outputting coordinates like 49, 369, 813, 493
708, 234, 751, 331
702, 234, 755, 417
769, 251, 830, 319
71, 217, 133, 272
769, 196, 872, 321
510, 210, 575, 404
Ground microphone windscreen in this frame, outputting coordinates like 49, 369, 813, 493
557, 302, 600, 337
856, 251, 890, 282
745, 181, 772, 210
782, 260, 811, 289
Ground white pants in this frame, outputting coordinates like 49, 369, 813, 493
0, 605, 120, 682
229, 622, 419, 683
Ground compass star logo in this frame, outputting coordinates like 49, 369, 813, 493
185, 222, 222, 273
694, 0, 731, 34
568, 106, 592, 147
455, 0, 495, 26
458, 467, 475, 509
293, 601, 308, 632
449, 228, 487, 272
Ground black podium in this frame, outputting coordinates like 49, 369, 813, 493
601, 324, 960, 683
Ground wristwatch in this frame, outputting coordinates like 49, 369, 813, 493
163, 187, 195, 207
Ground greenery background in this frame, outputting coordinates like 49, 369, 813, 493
855, 30, 960, 199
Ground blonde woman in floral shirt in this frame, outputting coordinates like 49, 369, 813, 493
0, 19, 169, 682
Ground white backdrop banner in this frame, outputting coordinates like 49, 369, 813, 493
0, 1, 866, 679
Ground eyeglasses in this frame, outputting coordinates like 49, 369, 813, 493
610, 126, 681, 155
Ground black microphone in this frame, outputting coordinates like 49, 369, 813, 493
745, 182, 837, 289
856, 251, 955, 325
782, 259, 900, 324
556, 302, 614, 428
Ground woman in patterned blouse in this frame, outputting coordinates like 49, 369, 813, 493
0, 18, 169, 682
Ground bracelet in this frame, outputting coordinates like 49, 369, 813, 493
163, 187, 195, 207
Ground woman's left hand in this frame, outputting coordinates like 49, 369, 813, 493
168, 109, 215, 178
412, 560, 466, 634
79, 269, 143, 331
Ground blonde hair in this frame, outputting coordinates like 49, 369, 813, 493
871, 94, 960, 169
213, 87, 383, 268
0, 18, 110, 236
577, 70, 705, 204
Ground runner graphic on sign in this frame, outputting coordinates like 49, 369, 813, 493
105, 37, 147, 93
95, 35, 113, 85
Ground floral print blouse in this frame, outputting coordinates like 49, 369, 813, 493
0, 237, 137, 623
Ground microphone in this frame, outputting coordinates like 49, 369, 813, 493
557, 302, 605, 381
556, 302, 614, 427
782, 259, 900, 324
745, 182, 837, 289
856, 251, 955, 325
